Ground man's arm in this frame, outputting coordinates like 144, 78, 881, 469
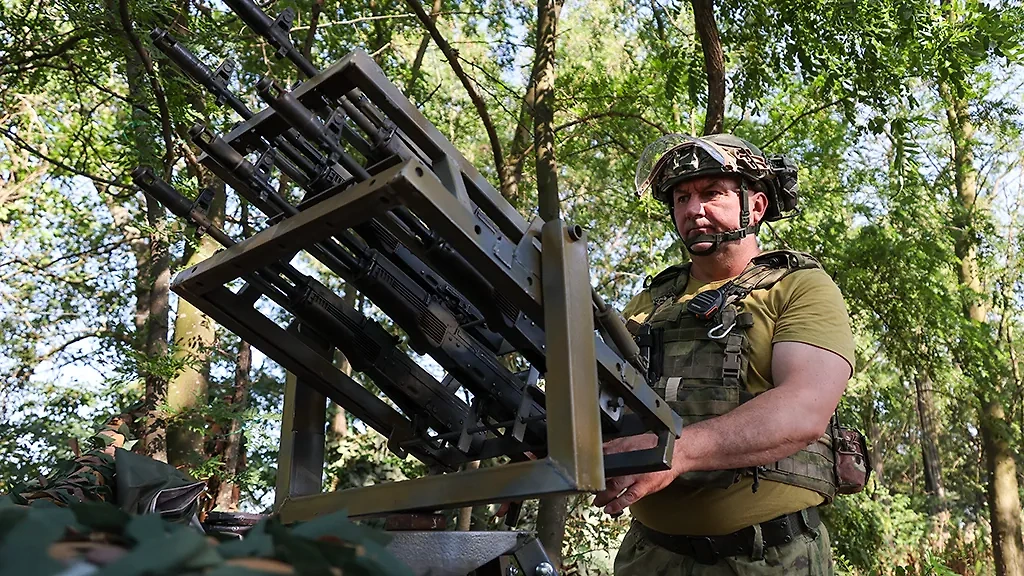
593, 341, 850, 515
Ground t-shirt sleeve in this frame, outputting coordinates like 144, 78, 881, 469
772, 269, 856, 373
620, 290, 655, 326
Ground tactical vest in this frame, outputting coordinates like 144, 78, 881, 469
639, 250, 838, 501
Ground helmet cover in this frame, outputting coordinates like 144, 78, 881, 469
636, 134, 778, 200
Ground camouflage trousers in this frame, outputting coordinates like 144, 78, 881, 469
614, 521, 833, 576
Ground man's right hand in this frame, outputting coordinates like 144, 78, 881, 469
593, 433, 683, 516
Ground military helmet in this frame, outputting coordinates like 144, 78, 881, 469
634, 133, 799, 223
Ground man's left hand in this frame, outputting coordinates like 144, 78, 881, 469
592, 434, 683, 516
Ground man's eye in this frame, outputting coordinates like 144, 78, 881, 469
676, 195, 690, 204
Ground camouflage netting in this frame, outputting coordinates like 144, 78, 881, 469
8, 414, 132, 508
2, 414, 412, 576
0, 500, 412, 576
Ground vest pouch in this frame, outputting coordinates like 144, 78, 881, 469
648, 301, 685, 329
657, 323, 746, 425
655, 321, 744, 490
661, 383, 743, 490
760, 433, 837, 501
660, 380, 740, 423
834, 426, 871, 494
674, 468, 741, 490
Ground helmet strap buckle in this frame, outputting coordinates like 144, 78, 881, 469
739, 180, 751, 228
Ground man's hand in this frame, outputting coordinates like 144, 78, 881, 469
591, 434, 684, 516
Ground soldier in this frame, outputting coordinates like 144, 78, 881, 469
595, 134, 855, 575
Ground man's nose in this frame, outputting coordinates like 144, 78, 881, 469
679, 196, 705, 220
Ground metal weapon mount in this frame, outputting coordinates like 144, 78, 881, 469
135, 3, 682, 573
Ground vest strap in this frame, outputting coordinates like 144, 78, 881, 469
640, 251, 836, 498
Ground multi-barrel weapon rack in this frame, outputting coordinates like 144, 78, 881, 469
133, 2, 682, 573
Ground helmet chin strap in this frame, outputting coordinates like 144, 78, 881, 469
684, 225, 760, 256
677, 181, 759, 257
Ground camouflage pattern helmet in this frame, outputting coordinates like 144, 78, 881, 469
634, 133, 799, 223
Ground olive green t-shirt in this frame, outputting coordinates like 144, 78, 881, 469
620, 265, 855, 535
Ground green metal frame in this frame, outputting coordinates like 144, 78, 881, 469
173, 159, 608, 521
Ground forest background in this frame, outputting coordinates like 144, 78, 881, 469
1, 0, 1023, 574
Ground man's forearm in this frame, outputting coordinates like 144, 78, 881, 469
671, 384, 828, 476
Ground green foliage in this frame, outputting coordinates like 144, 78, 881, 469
3, 0, 1024, 571
561, 496, 630, 575
826, 486, 927, 573
325, 431, 428, 492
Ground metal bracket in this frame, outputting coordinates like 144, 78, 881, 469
212, 58, 236, 106
271, 8, 295, 57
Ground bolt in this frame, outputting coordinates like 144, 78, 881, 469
606, 396, 625, 409
534, 562, 556, 576
568, 224, 584, 241
506, 564, 520, 576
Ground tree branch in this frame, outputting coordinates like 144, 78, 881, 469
0, 238, 136, 270
0, 126, 133, 190
455, 54, 521, 122
288, 10, 493, 32
301, 0, 324, 59
555, 110, 670, 136
534, 0, 561, 223
408, 0, 443, 96
691, 0, 725, 135
403, 0, 505, 179
9, 330, 119, 391
117, 0, 175, 179
763, 98, 845, 148
0, 32, 88, 71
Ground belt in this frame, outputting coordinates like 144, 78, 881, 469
636, 507, 821, 565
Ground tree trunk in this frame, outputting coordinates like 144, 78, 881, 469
300, 0, 324, 58
915, 369, 950, 549
914, 370, 945, 504
326, 287, 356, 492
167, 50, 223, 464
166, 183, 225, 467
329, 287, 356, 442
867, 419, 884, 486
368, 0, 390, 63
981, 398, 1023, 576
215, 200, 255, 509
534, 0, 561, 223
109, 0, 172, 460
215, 337, 251, 510
165, 282, 215, 467
532, 0, 568, 565
942, 84, 1024, 576
138, 197, 172, 462
501, 0, 561, 208
500, 92, 534, 206
455, 460, 480, 531
691, 0, 725, 135
499, 35, 555, 207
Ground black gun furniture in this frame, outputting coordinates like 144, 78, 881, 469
136, 3, 683, 574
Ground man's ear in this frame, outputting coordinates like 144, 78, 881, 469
750, 190, 769, 225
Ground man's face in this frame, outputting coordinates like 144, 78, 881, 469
671, 175, 747, 253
